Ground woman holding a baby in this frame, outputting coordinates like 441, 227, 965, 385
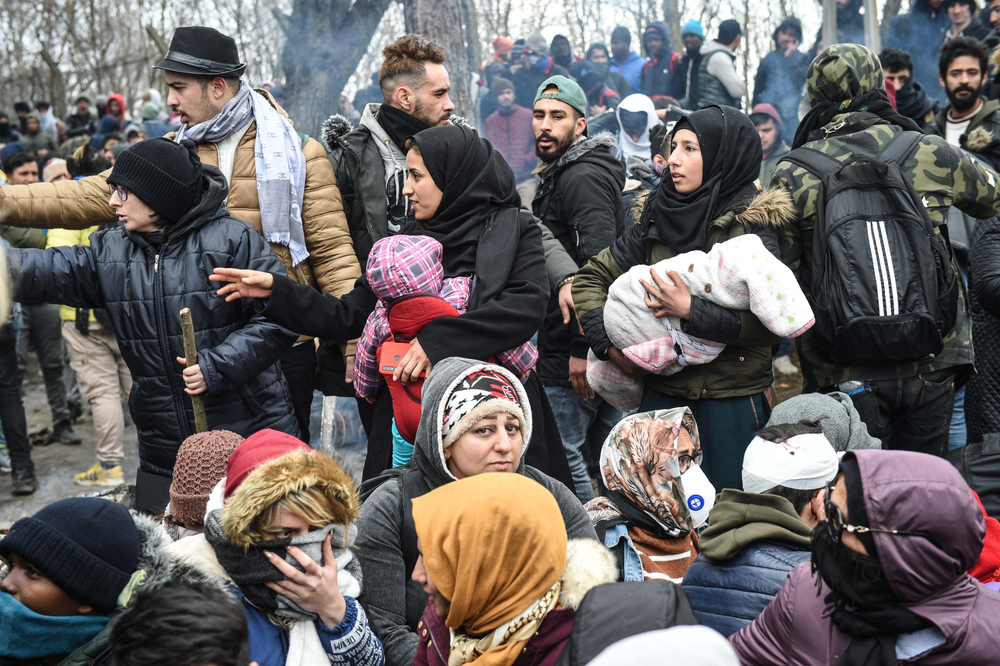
573, 105, 795, 490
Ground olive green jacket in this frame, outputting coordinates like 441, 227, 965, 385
573, 187, 794, 399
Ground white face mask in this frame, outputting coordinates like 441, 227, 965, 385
680, 463, 716, 529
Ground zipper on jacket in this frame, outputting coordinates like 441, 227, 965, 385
151, 244, 194, 440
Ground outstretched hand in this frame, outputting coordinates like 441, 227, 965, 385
264, 532, 347, 628
210, 267, 275, 302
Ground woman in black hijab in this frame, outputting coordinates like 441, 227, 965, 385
574, 105, 794, 490
211, 124, 571, 485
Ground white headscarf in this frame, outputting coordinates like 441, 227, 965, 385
615, 94, 659, 163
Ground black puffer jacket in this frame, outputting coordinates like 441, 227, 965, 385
641, 21, 675, 99
533, 133, 627, 386
9, 166, 298, 476
967, 215, 1000, 442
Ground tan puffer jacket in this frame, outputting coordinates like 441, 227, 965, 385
0, 95, 361, 346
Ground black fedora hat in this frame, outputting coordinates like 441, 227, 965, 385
153, 26, 247, 78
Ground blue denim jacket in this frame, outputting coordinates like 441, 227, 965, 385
604, 523, 644, 582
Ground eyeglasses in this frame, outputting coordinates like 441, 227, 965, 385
678, 449, 703, 474
823, 480, 931, 542
108, 183, 129, 201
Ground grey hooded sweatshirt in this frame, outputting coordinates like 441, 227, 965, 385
354, 357, 598, 666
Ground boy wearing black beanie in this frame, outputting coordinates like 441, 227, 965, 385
6, 138, 300, 512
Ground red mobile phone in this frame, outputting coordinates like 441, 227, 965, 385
379, 341, 426, 378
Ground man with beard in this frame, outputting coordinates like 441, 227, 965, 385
482, 77, 538, 204
0, 27, 361, 452
924, 38, 1000, 169
531, 76, 627, 502
325, 34, 455, 264
881, 48, 940, 126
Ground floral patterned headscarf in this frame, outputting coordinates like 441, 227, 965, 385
599, 408, 701, 537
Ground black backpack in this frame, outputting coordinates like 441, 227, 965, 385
783, 131, 958, 365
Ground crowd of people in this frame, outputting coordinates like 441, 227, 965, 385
3, 10, 1000, 666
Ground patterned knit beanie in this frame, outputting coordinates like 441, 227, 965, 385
168, 430, 245, 527
441, 368, 527, 448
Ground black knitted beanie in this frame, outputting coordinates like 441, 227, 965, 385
107, 138, 203, 223
0, 497, 140, 613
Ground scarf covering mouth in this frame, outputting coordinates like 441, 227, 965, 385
616, 94, 659, 165
411, 473, 567, 666
204, 510, 360, 621
177, 83, 309, 266
599, 408, 700, 537
643, 105, 762, 254
0, 592, 110, 659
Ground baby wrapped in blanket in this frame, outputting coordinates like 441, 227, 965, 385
588, 234, 813, 410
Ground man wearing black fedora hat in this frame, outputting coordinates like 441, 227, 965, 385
0, 25, 361, 445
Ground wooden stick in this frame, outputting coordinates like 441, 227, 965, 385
180, 308, 208, 433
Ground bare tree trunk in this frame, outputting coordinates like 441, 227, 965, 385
460, 0, 483, 125
881, 0, 904, 38
39, 49, 67, 119
275, 0, 393, 136
404, 0, 476, 121
663, 0, 682, 55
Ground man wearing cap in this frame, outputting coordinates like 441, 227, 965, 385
483, 77, 538, 205
0, 26, 360, 444
609, 26, 647, 93
6, 138, 299, 511
531, 75, 628, 502
692, 19, 747, 110
672, 20, 706, 104
65, 95, 97, 138
681, 420, 839, 637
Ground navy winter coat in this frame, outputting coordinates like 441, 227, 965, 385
681, 541, 810, 637
9, 166, 299, 476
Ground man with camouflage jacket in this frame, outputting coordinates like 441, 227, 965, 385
770, 43, 1000, 456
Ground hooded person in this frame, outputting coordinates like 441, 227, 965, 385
215, 124, 571, 486
730, 449, 1000, 665
585, 408, 711, 583
170, 429, 385, 666
513, 32, 571, 109
569, 60, 623, 115
641, 21, 676, 99
7, 138, 300, 511
411, 473, 618, 666
886, 0, 950, 101
749, 102, 790, 185
682, 420, 839, 636
574, 105, 794, 491
0, 113, 22, 143
550, 34, 583, 70
0, 496, 214, 666
352, 357, 598, 666
614, 94, 659, 175
585, 43, 632, 99
767, 391, 882, 451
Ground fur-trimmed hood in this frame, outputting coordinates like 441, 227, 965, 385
558, 538, 619, 609
964, 125, 996, 154
631, 185, 795, 229
554, 131, 617, 170
221, 449, 360, 550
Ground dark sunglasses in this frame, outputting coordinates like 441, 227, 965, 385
678, 449, 703, 474
823, 480, 932, 542
108, 183, 129, 201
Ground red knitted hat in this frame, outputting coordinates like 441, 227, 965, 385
225, 429, 309, 499
168, 430, 245, 526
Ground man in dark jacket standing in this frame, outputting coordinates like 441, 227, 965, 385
881, 48, 941, 126
753, 17, 809, 137
64, 95, 97, 139
532, 76, 627, 502
6, 138, 299, 511
682, 421, 838, 637
482, 77, 538, 205
887, 0, 950, 100
693, 20, 746, 110
641, 22, 676, 101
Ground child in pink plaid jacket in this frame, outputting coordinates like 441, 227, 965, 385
353, 235, 538, 398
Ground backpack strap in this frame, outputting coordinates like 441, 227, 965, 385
398, 469, 433, 579
780, 147, 844, 178
875, 130, 922, 167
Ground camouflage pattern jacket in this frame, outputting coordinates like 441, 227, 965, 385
771, 116, 1000, 391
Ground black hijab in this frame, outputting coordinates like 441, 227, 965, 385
407, 124, 520, 280
642, 106, 762, 254
792, 88, 923, 149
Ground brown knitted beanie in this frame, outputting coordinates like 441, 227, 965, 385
168, 430, 244, 527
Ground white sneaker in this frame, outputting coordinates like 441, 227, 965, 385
0, 447, 10, 473
773, 355, 799, 375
